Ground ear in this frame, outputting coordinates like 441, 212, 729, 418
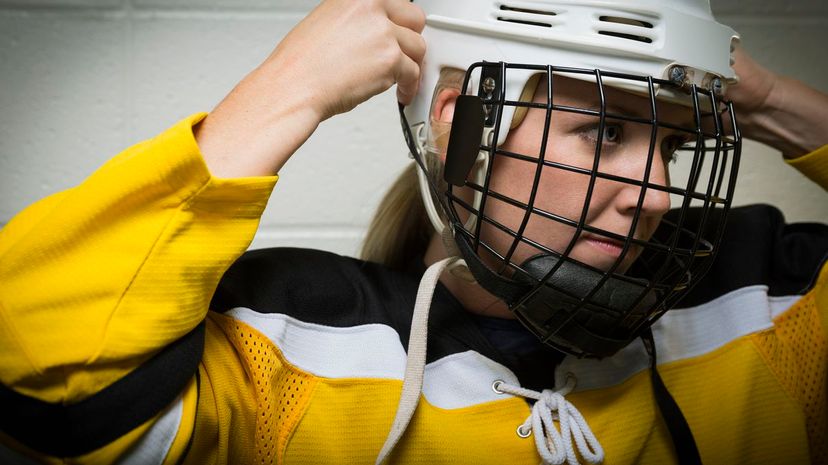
429, 88, 461, 158
432, 87, 461, 123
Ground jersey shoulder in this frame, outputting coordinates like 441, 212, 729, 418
677, 204, 828, 307
211, 247, 416, 327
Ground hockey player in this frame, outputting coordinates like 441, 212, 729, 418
1, 1, 826, 464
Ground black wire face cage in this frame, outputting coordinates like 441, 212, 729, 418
400, 62, 741, 359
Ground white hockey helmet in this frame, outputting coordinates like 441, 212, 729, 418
398, 0, 742, 358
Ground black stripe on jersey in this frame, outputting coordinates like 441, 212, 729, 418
0, 322, 204, 457
675, 204, 828, 308
210, 247, 505, 366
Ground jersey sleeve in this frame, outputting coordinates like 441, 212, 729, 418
786, 143, 828, 189
0, 113, 277, 462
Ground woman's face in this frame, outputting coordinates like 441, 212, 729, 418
470, 75, 695, 274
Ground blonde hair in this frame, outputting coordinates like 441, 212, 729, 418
360, 163, 432, 270
360, 69, 540, 269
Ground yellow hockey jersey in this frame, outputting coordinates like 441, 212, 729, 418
0, 113, 826, 465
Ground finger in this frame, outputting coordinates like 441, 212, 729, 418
394, 24, 427, 66
386, 0, 426, 33
395, 53, 421, 105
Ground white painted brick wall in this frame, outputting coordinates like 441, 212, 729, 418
1, 0, 826, 258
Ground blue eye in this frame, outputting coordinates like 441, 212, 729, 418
582, 124, 623, 145
603, 125, 622, 143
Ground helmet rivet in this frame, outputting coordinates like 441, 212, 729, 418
669, 66, 687, 85
482, 77, 497, 96
711, 77, 723, 96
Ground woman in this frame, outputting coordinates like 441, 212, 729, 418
0, 0, 826, 464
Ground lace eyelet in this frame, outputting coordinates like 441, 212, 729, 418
516, 424, 532, 438
491, 379, 505, 394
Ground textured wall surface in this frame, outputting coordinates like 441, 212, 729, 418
1, 0, 826, 257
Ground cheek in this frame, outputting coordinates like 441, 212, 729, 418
479, 157, 597, 264
535, 140, 601, 226
534, 168, 592, 219
496, 126, 593, 213
478, 114, 611, 262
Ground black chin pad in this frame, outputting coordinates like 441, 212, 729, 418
444, 95, 485, 187
519, 254, 653, 311
512, 254, 659, 357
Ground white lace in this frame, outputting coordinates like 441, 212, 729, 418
374, 256, 604, 465
494, 378, 604, 465
375, 256, 462, 465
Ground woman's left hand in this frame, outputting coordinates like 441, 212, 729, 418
725, 46, 828, 159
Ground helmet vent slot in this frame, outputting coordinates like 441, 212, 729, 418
596, 15, 656, 43
598, 16, 654, 29
597, 30, 653, 43
496, 4, 558, 28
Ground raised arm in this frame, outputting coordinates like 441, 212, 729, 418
193, 0, 426, 178
0, 1, 425, 462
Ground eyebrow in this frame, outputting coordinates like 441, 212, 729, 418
599, 101, 698, 129
604, 102, 647, 119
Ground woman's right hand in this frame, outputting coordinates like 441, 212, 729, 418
194, 0, 426, 178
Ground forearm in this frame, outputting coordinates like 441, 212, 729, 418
194, 64, 323, 178
738, 75, 828, 159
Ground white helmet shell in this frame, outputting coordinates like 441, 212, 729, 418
406, 0, 740, 146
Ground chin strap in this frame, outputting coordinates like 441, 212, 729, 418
641, 329, 703, 465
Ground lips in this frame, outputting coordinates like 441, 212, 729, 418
584, 236, 625, 257
579, 232, 638, 261
586, 238, 624, 257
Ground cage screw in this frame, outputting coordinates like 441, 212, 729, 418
710, 77, 723, 96
669, 66, 687, 85
482, 77, 497, 97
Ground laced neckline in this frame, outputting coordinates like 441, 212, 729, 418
375, 257, 604, 465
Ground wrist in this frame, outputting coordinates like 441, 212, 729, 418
256, 46, 333, 124
749, 76, 828, 159
245, 65, 325, 137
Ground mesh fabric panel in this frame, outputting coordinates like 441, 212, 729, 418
220, 317, 317, 465
753, 293, 827, 465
